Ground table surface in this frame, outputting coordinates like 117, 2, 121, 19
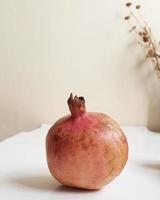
0, 124, 160, 200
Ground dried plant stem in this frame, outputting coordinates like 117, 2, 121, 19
128, 8, 143, 30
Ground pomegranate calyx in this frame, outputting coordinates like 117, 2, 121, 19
67, 93, 86, 118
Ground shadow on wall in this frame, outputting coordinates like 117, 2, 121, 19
139, 60, 160, 132
126, 39, 160, 132
147, 84, 160, 132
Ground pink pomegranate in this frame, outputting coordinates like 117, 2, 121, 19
46, 94, 128, 190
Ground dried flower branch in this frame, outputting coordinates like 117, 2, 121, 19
124, 1, 160, 77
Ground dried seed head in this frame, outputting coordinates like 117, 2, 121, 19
124, 16, 130, 20
126, 2, 132, 7
147, 49, 156, 58
136, 5, 141, 9
143, 36, 149, 42
143, 31, 148, 36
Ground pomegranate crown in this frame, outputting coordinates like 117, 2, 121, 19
67, 93, 86, 118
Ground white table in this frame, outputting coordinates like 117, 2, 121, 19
0, 125, 160, 200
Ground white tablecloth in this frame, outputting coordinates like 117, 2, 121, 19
0, 125, 160, 200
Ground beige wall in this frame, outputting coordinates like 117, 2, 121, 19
1, 0, 160, 141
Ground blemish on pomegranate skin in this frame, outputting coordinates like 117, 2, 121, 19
54, 135, 62, 142
57, 127, 63, 133
78, 133, 87, 142
54, 146, 58, 157
71, 152, 76, 156
82, 143, 89, 151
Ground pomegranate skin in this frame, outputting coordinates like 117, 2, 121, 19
46, 112, 128, 190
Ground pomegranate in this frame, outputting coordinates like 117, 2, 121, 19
46, 94, 128, 190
